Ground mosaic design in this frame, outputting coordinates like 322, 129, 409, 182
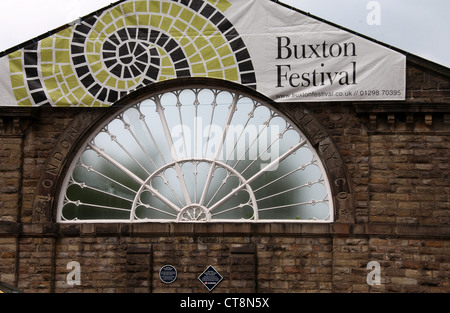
8, 0, 256, 107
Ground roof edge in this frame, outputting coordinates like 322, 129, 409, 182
1, 0, 449, 79
0, 0, 126, 58
272, 0, 450, 78
406, 54, 450, 79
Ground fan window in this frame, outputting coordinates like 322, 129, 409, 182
57, 85, 333, 222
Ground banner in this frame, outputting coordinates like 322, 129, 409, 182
0, 0, 406, 107
232, 1, 406, 102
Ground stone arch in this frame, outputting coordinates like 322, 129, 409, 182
32, 77, 354, 224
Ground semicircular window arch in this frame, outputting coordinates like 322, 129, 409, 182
57, 84, 333, 223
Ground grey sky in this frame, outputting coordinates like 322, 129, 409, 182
0, 0, 448, 67
281, 0, 450, 67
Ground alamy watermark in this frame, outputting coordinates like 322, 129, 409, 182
367, 1, 381, 26
65, 260, 381, 287
366, 261, 381, 286
66, 261, 81, 286
171, 118, 281, 171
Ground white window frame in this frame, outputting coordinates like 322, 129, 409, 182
57, 84, 334, 223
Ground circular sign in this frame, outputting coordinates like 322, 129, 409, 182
159, 265, 177, 284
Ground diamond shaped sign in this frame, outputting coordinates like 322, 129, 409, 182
198, 265, 223, 291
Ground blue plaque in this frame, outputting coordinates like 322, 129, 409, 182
159, 265, 177, 284
198, 265, 223, 291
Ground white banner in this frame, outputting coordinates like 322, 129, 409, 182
228, 0, 406, 102
0, 0, 406, 107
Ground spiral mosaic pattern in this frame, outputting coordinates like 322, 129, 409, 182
8, 0, 256, 107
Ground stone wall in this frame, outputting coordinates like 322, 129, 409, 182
4, 224, 449, 293
0, 59, 449, 293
